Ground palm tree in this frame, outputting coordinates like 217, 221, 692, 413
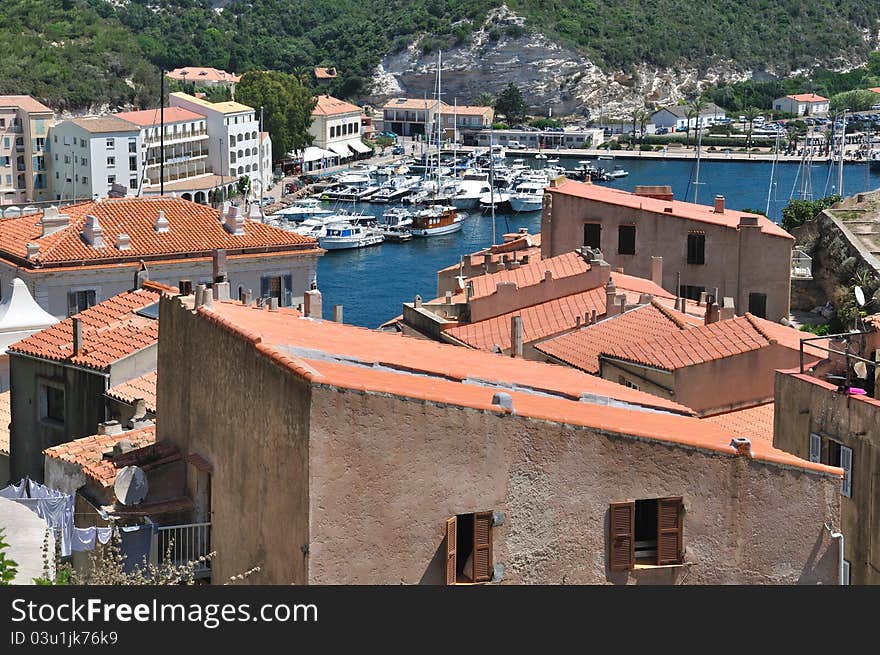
684, 107, 697, 148
636, 109, 651, 146
475, 92, 495, 107
630, 108, 640, 147
744, 106, 762, 157
292, 66, 311, 86
688, 98, 707, 148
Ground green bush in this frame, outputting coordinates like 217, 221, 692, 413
639, 144, 653, 151
780, 195, 841, 232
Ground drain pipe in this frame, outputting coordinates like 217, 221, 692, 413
825, 523, 846, 585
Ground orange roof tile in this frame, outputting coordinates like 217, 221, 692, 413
465, 251, 591, 300
443, 272, 675, 352
536, 301, 698, 373
0, 196, 317, 268
43, 425, 157, 488
703, 402, 775, 444
115, 107, 205, 126
787, 93, 828, 103
167, 67, 241, 83
313, 95, 361, 117
106, 371, 158, 412
314, 67, 338, 79
0, 390, 9, 456
599, 313, 817, 371
440, 105, 493, 117
192, 299, 840, 476
8, 289, 159, 370
547, 179, 793, 240
0, 95, 53, 114
382, 98, 447, 111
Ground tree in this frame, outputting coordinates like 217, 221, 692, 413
475, 92, 495, 107
494, 83, 527, 126
780, 195, 841, 232
744, 106, 762, 156
684, 107, 697, 148
830, 89, 877, 113
0, 529, 18, 585
237, 71, 317, 163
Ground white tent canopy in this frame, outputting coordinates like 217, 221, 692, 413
328, 142, 352, 159
301, 146, 339, 163
348, 140, 371, 154
0, 278, 59, 354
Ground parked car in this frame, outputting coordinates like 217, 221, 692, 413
655, 127, 669, 135
506, 140, 526, 149
391, 145, 405, 155
675, 126, 688, 132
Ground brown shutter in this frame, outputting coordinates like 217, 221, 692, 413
472, 512, 493, 583
657, 497, 683, 565
446, 517, 457, 585
609, 502, 635, 571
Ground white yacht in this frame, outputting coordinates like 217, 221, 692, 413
318, 222, 385, 250
607, 166, 629, 179
381, 207, 413, 227
369, 176, 421, 203
508, 180, 548, 213
448, 174, 493, 210
270, 198, 334, 222
335, 171, 372, 185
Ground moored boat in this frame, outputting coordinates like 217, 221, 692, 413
410, 205, 464, 236
318, 222, 385, 250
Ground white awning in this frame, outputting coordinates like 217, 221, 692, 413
348, 140, 372, 154
328, 142, 352, 159
302, 146, 338, 163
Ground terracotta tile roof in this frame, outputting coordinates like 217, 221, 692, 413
546, 179, 793, 240
0, 95, 53, 114
437, 234, 541, 274
466, 251, 592, 300
314, 67, 338, 79
42, 425, 157, 488
0, 391, 9, 456
115, 107, 205, 126
703, 402, 775, 444
167, 67, 241, 84
869, 87, 880, 95
193, 299, 841, 476
106, 370, 158, 412
382, 98, 448, 111
7, 289, 160, 370
200, 299, 693, 415
536, 301, 698, 373
313, 95, 361, 116
599, 313, 816, 371
787, 93, 828, 103
69, 116, 139, 134
441, 105, 493, 117
0, 196, 317, 268
443, 272, 675, 352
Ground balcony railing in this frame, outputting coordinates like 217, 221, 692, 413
144, 129, 208, 147
791, 249, 813, 279
156, 522, 211, 577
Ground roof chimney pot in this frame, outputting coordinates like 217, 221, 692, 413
714, 195, 725, 214
154, 209, 170, 233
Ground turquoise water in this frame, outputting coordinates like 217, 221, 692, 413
316, 157, 880, 327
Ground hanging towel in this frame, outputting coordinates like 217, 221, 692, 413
96, 527, 113, 545
72, 527, 97, 552
120, 524, 154, 573
0, 479, 27, 499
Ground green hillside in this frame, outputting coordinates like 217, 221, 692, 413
1, 0, 878, 110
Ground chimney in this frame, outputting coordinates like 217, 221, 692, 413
605, 277, 617, 316
510, 315, 523, 358
638, 293, 653, 304
40, 206, 70, 237
112, 439, 135, 456
730, 437, 752, 457
591, 309, 598, 324
97, 420, 123, 436
544, 270, 553, 282
133, 261, 148, 289
26, 242, 39, 259
115, 232, 131, 251
414, 294, 422, 308
72, 318, 83, 356
82, 214, 104, 248
720, 296, 735, 320
213, 249, 227, 283
333, 304, 344, 323
304, 288, 323, 318
704, 294, 717, 325
213, 280, 230, 301
445, 290, 453, 304
268, 297, 279, 311
154, 209, 170, 233
132, 399, 147, 421
242, 289, 253, 305
178, 279, 193, 296
194, 284, 207, 308
714, 195, 725, 214
650, 256, 663, 287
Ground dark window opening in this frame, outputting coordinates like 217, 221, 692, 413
41, 384, 65, 424
618, 225, 636, 255
634, 499, 658, 562
583, 223, 601, 249
609, 497, 683, 571
687, 233, 705, 265
813, 435, 852, 498
679, 285, 705, 302
445, 511, 493, 585
748, 292, 767, 318
260, 274, 293, 307
67, 289, 96, 316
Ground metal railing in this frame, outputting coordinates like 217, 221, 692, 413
791, 249, 813, 279
156, 522, 211, 576
144, 130, 208, 147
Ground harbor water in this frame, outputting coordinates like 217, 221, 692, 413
316, 157, 880, 328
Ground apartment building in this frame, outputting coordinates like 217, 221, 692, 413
381, 98, 442, 137
309, 95, 371, 161
0, 96, 53, 206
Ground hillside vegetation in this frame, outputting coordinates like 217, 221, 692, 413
1, 0, 878, 111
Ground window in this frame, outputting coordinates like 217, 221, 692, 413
107, 156, 115, 167
129, 140, 137, 153
618, 225, 636, 255
61, 136, 69, 146
445, 512, 494, 585
618, 375, 640, 391
686, 233, 705, 265
82, 176, 87, 184
129, 178, 138, 190
106, 138, 115, 149
39, 381, 65, 426
748, 292, 767, 319
129, 155, 137, 171
260, 274, 293, 306
609, 497, 683, 571
230, 151, 236, 163
811, 434, 852, 497
80, 138, 86, 147
67, 290, 96, 316
583, 223, 601, 249
678, 284, 705, 302
107, 175, 115, 185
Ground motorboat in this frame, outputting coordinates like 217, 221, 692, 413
270, 198, 335, 222
318, 222, 385, 250
606, 166, 629, 179
410, 205, 464, 236
448, 174, 493, 210
335, 171, 372, 185
381, 207, 414, 228
369, 176, 421, 203
291, 209, 372, 238
508, 180, 548, 213
479, 190, 510, 212
319, 184, 379, 201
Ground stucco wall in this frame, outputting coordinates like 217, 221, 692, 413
156, 296, 311, 584
774, 371, 880, 584
540, 192, 792, 321
307, 386, 840, 584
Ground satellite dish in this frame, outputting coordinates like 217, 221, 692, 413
855, 285, 866, 307
114, 466, 148, 506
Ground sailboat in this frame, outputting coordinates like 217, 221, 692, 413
411, 50, 464, 237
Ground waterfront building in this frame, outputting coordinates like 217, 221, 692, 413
650, 103, 726, 130
473, 128, 603, 149
125, 288, 844, 584
0, 197, 322, 319
309, 95, 371, 162
772, 94, 830, 116
541, 180, 796, 321
440, 105, 494, 142
166, 67, 241, 95
0, 96, 53, 206
49, 117, 142, 202
381, 98, 443, 138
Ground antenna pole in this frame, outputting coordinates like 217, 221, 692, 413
160, 69, 165, 196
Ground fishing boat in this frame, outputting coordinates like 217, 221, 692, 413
318, 222, 385, 250
410, 204, 464, 237
508, 180, 548, 213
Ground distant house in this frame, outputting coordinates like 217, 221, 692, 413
166, 67, 241, 94
651, 103, 726, 130
381, 98, 444, 137
314, 67, 338, 81
773, 94, 830, 116
0, 95, 54, 206
308, 95, 370, 166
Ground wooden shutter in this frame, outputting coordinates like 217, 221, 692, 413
809, 433, 822, 463
657, 497, 683, 565
840, 446, 853, 498
472, 512, 493, 583
609, 501, 635, 571
445, 517, 457, 586
67, 292, 77, 317
260, 275, 269, 300
282, 274, 293, 307
86, 290, 96, 309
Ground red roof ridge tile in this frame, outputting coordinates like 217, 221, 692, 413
650, 298, 691, 330
743, 312, 777, 344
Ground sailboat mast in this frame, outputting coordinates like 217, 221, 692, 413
436, 50, 442, 194
490, 124, 496, 245
837, 111, 846, 197
765, 131, 780, 216
693, 117, 703, 205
